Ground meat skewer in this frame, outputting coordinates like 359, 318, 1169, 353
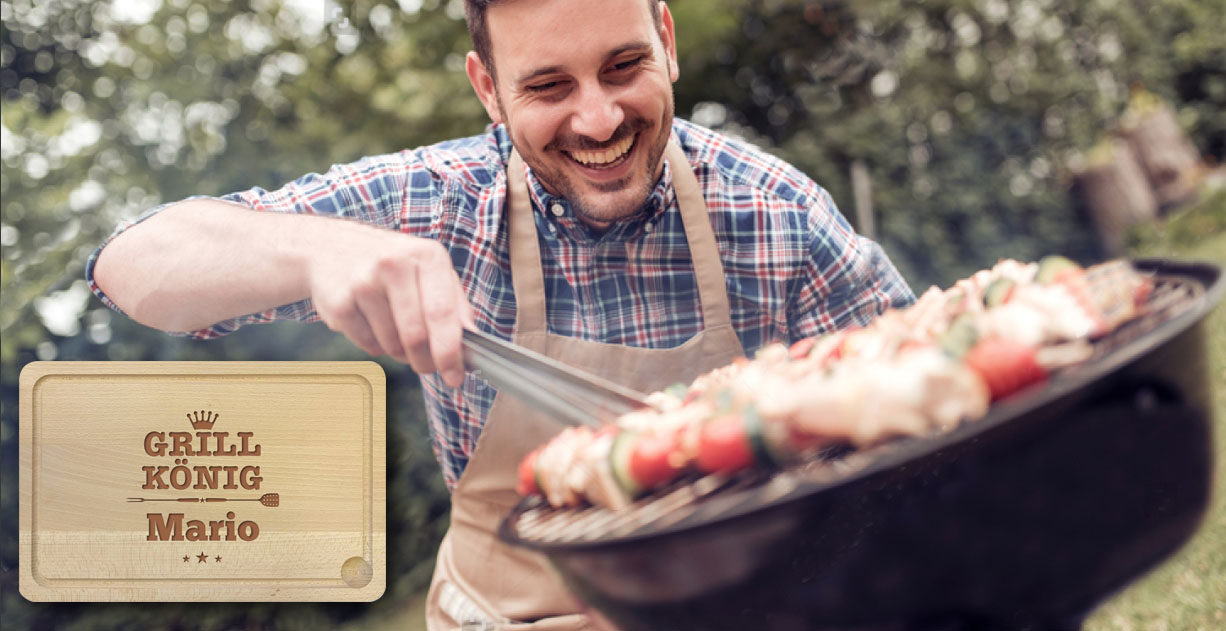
520, 256, 1155, 509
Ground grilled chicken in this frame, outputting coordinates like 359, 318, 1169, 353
520, 257, 1153, 509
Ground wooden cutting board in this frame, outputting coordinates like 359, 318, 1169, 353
19, 362, 386, 602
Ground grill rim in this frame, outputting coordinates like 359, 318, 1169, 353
499, 258, 1225, 553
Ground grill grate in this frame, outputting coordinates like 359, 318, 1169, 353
1088, 273, 1202, 358
508, 272, 1207, 547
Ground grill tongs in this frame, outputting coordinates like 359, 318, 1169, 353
461, 328, 651, 428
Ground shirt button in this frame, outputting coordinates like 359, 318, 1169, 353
643, 222, 653, 233
550, 202, 565, 217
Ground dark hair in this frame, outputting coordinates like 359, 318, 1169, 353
465, 0, 663, 82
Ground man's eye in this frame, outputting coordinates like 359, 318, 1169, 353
610, 57, 643, 72
527, 81, 561, 93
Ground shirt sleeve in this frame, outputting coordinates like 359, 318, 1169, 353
86, 150, 444, 339
786, 187, 915, 341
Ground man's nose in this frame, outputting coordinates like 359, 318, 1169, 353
570, 82, 625, 142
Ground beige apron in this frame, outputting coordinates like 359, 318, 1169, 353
425, 142, 745, 630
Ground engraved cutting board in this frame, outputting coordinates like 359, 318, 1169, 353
19, 362, 386, 602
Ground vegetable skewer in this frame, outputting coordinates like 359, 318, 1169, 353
520, 257, 1154, 509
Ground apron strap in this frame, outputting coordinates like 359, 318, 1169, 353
506, 150, 548, 336
506, 141, 735, 336
663, 141, 734, 332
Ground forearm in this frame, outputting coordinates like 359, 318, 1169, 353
93, 199, 342, 332
95, 195, 473, 386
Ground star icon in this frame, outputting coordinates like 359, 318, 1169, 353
214, 555, 222, 563
182, 555, 189, 563
196, 552, 208, 563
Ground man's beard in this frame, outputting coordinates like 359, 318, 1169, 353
503, 103, 674, 227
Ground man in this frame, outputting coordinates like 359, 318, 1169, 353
91, 0, 913, 627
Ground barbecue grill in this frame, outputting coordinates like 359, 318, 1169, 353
499, 259, 1224, 631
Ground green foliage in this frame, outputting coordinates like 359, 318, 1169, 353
3, 0, 1225, 628
669, 0, 1226, 287
1126, 182, 1226, 254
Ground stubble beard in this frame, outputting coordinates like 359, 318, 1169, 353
502, 99, 674, 227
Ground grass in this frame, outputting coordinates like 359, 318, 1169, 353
1083, 189, 1226, 631
385, 192, 1226, 631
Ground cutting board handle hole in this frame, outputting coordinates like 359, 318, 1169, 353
341, 556, 373, 588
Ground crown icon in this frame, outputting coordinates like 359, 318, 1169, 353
187, 410, 218, 430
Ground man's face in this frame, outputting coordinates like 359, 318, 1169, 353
466, 0, 679, 229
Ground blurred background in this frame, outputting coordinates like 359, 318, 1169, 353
2, 0, 1223, 629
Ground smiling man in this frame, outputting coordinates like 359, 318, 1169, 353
466, 0, 677, 229
90, 1, 913, 627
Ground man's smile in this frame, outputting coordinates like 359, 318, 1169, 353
564, 134, 636, 169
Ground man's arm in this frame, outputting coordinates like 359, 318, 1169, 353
92, 198, 474, 387
786, 187, 915, 340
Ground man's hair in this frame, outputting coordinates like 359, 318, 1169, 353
465, 0, 663, 82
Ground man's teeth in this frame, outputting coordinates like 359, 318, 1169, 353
569, 135, 634, 166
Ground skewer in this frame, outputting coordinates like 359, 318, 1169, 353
127, 493, 279, 507
516, 257, 1164, 512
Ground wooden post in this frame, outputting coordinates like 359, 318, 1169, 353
1123, 104, 1203, 210
851, 159, 875, 239
1076, 139, 1158, 255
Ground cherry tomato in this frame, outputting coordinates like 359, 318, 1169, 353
517, 449, 541, 496
963, 337, 1047, 401
696, 413, 756, 474
628, 430, 685, 490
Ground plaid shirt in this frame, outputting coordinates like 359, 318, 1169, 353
88, 119, 914, 489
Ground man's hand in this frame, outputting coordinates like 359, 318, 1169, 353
308, 222, 475, 387
93, 200, 476, 388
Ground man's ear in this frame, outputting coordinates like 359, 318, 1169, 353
466, 51, 503, 124
659, 1, 679, 82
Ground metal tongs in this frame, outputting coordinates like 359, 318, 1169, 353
461, 328, 651, 428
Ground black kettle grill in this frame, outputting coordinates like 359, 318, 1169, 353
500, 259, 1224, 631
